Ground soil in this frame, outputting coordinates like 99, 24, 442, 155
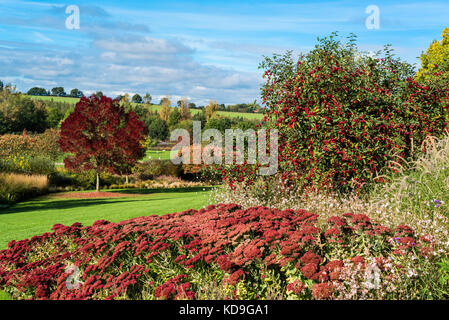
50, 192, 141, 199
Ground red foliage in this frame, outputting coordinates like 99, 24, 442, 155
287, 280, 306, 295
59, 95, 148, 178
311, 282, 333, 300
0, 204, 428, 300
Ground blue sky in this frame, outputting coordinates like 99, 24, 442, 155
0, 0, 448, 105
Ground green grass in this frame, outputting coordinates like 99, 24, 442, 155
0, 290, 12, 300
0, 187, 213, 249
145, 149, 172, 161
28, 95, 80, 104
27, 95, 264, 120
216, 111, 263, 120
57, 149, 172, 163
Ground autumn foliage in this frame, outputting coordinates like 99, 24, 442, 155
416, 28, 449, 85
259, 34, 449, 193
59, 95, 148, 191
0, 204, 435, 300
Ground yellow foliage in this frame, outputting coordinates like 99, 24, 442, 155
159, 96, 172, 121
416, 27, 449, 83
205, 100, 218, 120
179, 98, 191, 120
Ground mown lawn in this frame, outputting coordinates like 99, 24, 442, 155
0, 187, 213, 250
0, 290, 12, 300
145, 149, 172, 160
57, 149, 173, 163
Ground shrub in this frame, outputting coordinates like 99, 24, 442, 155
0, 204, 445, 300
148, 117, 169, 141
0, 92, 47, 134
0, 174, 49, 204
0, 155, 54, 175
133, 160, 183, 180
0, 129, 61, 162
259, 33, 449, 193
49, 169, 124, 190
134, 176, 206, 189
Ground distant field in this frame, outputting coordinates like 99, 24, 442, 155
145, 149, 172, 161
29, 95, 79, 104
27, 95, 264, 120
217, 111, 263, 119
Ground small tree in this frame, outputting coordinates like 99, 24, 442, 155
143, 93, 152, 104
179, 98, 191, 120
159, 96, 170, 105
27, 87, 48, 96
159, 96, 171, 121
148, 117, 169, 141
69, 88, 84, 98
168, 108, 181, 127
205, 100, 218, 120
121, 93, 130, 103
132, 93, 143, 104
59, 96, 148, 192
51, 87, 66, 96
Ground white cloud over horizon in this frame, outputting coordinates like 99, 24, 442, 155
0, 0, 448, 105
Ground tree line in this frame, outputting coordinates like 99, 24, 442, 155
25, 85, 263, 113
0, 85, 261, 141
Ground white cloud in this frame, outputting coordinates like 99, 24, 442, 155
0, 33, 262, 104
32, 31, 53, 43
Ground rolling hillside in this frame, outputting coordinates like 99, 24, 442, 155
28, 95, 264, 120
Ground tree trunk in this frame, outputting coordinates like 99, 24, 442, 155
96, 172, 100, 192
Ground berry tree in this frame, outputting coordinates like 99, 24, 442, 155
259, 33, 449, 193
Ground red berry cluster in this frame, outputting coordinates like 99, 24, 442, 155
256, 36, 449, 193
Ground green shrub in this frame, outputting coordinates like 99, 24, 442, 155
0, 92, 47, 134
133, 160, 183, 180
0, 155, 54, 175
49, 169, 124, 190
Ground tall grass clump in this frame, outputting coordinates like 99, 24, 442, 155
372, 134, 449, 221
0, 174, 49, 204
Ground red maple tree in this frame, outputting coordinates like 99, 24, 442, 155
59, 95, 148, 191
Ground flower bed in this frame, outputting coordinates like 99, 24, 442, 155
0, 204, 442, 300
